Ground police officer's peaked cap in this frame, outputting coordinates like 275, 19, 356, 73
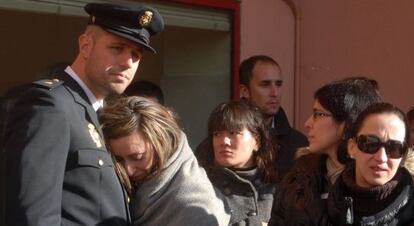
84, 2, 164, 53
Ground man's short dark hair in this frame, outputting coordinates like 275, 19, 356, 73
124, 80, 164, 104
239, 55, 280, 86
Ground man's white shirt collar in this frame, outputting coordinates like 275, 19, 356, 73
65, 66, 103, 111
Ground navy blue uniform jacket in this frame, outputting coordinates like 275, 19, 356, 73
4, 72, 129, 226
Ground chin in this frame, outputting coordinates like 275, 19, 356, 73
265, 108, 278, 115
369, 180, 387, 187
110, 86, 127, 95
307, 145, 320, 154
217, 160, 233, 168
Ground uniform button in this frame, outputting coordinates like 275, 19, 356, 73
53, 79, 60, 82
223, 187, 231, 195
98, 159, 104, 166
127, 197, 130, 203
247, 211, 257, 216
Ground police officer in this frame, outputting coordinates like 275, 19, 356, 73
4, 2, 163, 226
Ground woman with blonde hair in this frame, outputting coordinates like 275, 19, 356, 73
100, 96, 229, 226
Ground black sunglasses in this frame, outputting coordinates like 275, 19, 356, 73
356, 134, 406, 159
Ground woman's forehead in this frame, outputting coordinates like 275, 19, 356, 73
359, 113, 406, 141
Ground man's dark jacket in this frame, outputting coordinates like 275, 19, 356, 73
271, 107, 308, 180
4, 72, 129, 226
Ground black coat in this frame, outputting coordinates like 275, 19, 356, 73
4, 73, 129, 226
271, 108, 308, 180
327, 166, 414, 226
269, 154, 332, 226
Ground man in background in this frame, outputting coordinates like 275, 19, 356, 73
239, 55, 308, 179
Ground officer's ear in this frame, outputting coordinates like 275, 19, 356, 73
240, 84, 250, 99
78, 33, 93, 60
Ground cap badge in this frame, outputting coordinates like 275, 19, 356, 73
139, 11, 153, 27
88, 123, 102, 148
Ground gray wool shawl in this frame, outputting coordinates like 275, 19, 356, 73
130, 133, 230, 226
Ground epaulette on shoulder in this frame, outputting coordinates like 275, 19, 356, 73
32, 78, 64, 90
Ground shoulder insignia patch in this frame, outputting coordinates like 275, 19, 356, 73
33, 78, 64, 90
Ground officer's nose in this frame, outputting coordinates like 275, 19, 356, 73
120, 53, 134, 69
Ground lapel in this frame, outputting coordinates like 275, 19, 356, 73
55, 72, 104, 138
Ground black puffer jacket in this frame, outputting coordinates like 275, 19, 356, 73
269, 154, 332, 226
327, 165, 414, 226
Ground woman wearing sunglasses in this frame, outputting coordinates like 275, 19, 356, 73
270, 77, 382, 226
327, 102, 414, 225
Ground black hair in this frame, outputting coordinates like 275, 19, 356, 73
124, 80, 164, 105
207, 100, 277, 183
407, 107, 414, 125
314, 76, 383, 164
350, 102, 410, 160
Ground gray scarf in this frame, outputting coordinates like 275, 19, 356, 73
131, 132, 230, 226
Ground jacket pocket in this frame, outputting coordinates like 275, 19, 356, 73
77, 149, 113, 168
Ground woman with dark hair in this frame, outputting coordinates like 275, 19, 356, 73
197, 100, 277, 225
269, 77, 382, 226
407, 107, 414, 148
327, 102, 414, 225
100, 96, 230, 226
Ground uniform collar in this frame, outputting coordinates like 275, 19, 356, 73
65, 66, 103, 111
